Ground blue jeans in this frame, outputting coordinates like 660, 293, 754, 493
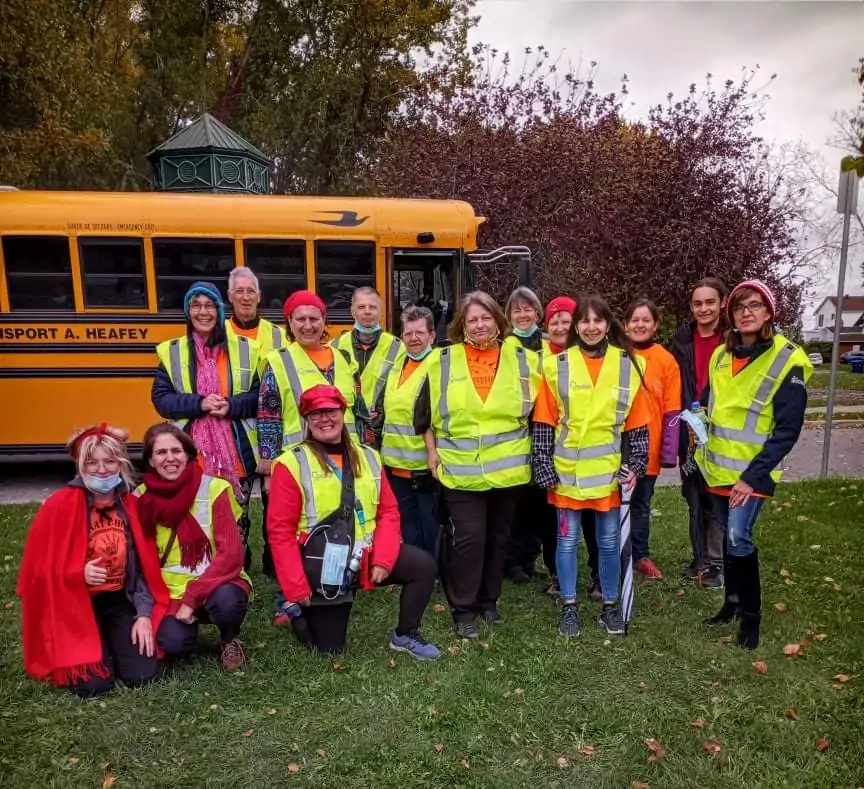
556, 507, 620, 604
630, 475, 657, 561
386, 469, 440, 557
709, 494, 764, 557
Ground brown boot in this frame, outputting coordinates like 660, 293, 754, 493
220, 638, 246, 670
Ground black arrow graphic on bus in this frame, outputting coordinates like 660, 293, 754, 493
310, 210, 370, 227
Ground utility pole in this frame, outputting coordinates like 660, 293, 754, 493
820, 170, 859, 478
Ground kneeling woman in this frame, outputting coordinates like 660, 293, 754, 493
136, 424, 251, 670
17, 425, 167, 697
268, 385, 441, 659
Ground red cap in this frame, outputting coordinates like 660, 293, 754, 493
299, 384, 347, 416
283, 290, 327, 322
728, 280, 776, 323
545, 296, 576, 326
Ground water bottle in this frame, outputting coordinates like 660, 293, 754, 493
680, 401, 709, 447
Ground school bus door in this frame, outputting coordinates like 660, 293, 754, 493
388, 249, 459, 341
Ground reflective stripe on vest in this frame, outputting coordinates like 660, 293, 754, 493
266, 343, 356, 447
380, 352, 435, 470
273, 443, 380, 546
544, 346, 641, 499
333, 331, 404, 410
697, 336, 812, 487
430, 342, 538, 491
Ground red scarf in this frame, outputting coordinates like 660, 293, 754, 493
16, 487, 168, 686
138, 463, 211, 570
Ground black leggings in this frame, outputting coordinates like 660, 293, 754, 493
296, 544, 436, 654
157, 583, 249, 656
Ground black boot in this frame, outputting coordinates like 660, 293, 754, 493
703, 544, 739, 625
735, 549, 761, 650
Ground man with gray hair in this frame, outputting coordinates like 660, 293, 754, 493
332, 286, 404, 448
225, 266, 287, 577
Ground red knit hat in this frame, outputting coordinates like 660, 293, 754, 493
545, 296, 577, 326
728, 280, 776, 323
283, 290, 327, 322
299, 384, 347, 416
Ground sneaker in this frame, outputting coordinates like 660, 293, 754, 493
598, 606, 625, 635
546, 576, 560, 597
634, 557, 664, 580
389, 631, 441, 661
454, 620, 480, 639
480, 608, 504, 625
587, 577, 603, 603
220, 638, 246, 670
558, 604, 580, 637
272, 612, 292, 628
681, 561, 701, 580
700, 566, 725, 589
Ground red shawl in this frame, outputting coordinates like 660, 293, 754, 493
16, 486, 169, 686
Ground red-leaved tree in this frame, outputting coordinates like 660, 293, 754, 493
369, 45, 806, 326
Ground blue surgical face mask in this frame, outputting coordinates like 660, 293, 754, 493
512, 324, 538, 338
354, 322, 381, 336
83, 472, 122, 495
407, 345, 433, 361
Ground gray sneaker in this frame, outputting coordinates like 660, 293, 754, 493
598, 606, 625, 635
701, 566, 725, 589
558, 604, 580, 637
454, 620, 480, 639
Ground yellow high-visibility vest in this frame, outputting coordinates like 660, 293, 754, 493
427, 342, 539, 491
543, 346, 642, 500
380, 352, 437, 471
155, 333, 260, 463
263, 342, 356, 447
332, 330, 405, 413
697, 335, 812, 487
134, 475, 253, 601
226, 318, 286, 374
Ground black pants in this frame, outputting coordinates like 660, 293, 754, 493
440, 486, 522, 623
682, 468, 724, 569
157, 583, 248, 656
72, 591, 162, 699
386, 469, 440, 557
505, 484, 557, 577
298, 544, 437, 654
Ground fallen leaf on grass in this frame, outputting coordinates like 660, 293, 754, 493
810, 544, 821, 550
241, 729, 254, 738
674, 589, 686, 598
556, 756, 571, 769
773, 602, 788, 612
479, 641, 490, 650
432, 603, 447, 613
631, 782, 650, 789
102, 777, 116, 789
388, 658, 397, 669
701, 740, 722, 754
783, 643, 802, 657
267, 708, 278, 715
690, 720, 705, 729
644, 738, 665, 762
68, 757, 80, 765
716, 635, 732, 645
784, 578, 796, 586
3, 602, 13, 610
332, 662, 345, 671
782, 708, 799, 720
779, 568, 790, 577
814, 633, 828, 642
752, 661, 769, 674
286, 762, 301, 774
447, 646, 461, 656
834, 674, 851, 683
433, 743, 445, 754
514, 687, 525, 696
823, 576, 835, 583
795, 515, 809, 522
831, 683, 844, 690
579, 745, 596, 756
603, 639, 612, 647
832, 583, 842, 592
208, 704, 219, 711
316, 749, 327, 758
816, 738, 830, 752
459, 757, 470, 770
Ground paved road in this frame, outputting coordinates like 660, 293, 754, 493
1, 425, 863, 504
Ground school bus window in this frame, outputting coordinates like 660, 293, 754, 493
152, 238, 234, 310
79, 237, 147, 309
243, 239, 306, 311
315, 240, 375, 314
2, 235, 74, 311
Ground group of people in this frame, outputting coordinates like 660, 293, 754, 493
17, 266, 811, 698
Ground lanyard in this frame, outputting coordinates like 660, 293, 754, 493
323, 454, 366, 525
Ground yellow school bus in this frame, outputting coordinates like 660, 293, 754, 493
0, 189, 498, 456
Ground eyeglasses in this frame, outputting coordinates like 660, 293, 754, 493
307, 409, 340, 422
189, 303, 217, 314
732, 301, 766, 316
83, 458, 120, 472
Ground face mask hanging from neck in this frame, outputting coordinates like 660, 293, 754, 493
511, 324, 538, 339
407, 345, 433, 361
464, 325, 500, 350
353, 322, 381, 336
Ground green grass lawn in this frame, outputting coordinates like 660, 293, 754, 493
1, 483, 862, 789
809, 369, 864, 392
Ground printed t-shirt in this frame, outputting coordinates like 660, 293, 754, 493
86, 505, 127, 594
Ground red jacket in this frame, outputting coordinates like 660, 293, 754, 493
267, 460, 402, 603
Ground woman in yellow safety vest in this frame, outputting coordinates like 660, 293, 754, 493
416, 290, 540, 639
151, 281, 261, 558
136, 423, 251, 671
532, 295, 651, 639
267, 385, 441, 659
256, 289, 359, 625
697, 280, 811, 650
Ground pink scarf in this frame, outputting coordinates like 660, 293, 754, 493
190, 334, 243, 500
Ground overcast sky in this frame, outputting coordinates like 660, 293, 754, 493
471, 1, 864, 303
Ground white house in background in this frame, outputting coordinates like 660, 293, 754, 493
804, 295, 864, 342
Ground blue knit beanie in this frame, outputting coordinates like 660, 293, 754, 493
183, 281, 225, 324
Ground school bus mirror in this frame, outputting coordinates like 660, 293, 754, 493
416, 232, 435, 244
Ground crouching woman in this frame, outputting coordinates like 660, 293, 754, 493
135, 424, 252, 670
268, 385, 441, 659
17, 424, 167, 698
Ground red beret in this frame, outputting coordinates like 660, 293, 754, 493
545, 296, 576, 326
283, 290, 327, 322
299, 384, 347, 416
